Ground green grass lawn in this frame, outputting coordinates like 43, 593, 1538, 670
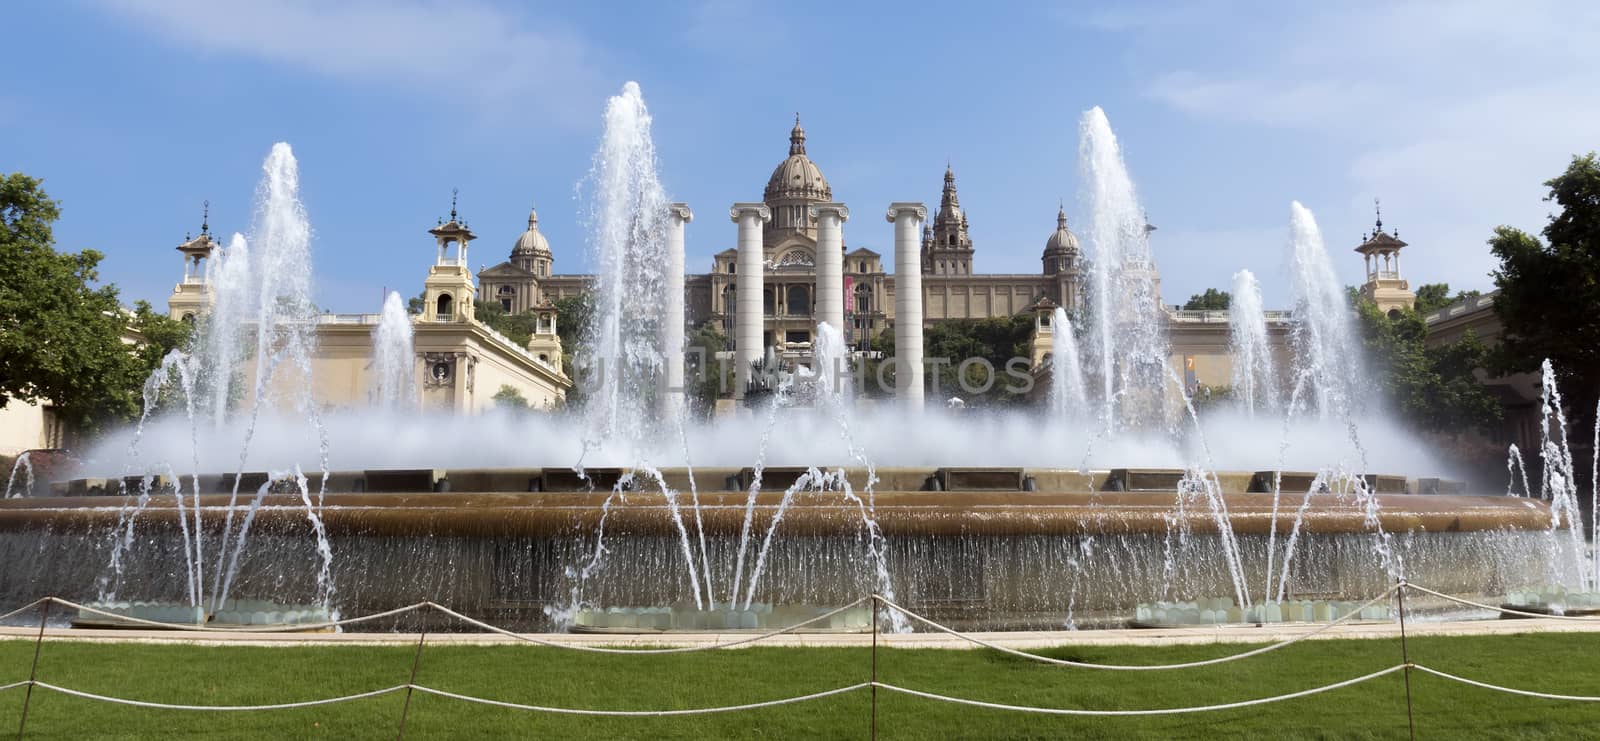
0, 631, 1595, 739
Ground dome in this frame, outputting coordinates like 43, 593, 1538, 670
511, 204, 551, 257
763, 116, 832, 202
1044, 205, 1079, 254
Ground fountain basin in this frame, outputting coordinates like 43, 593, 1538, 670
0, 467, 1562, 632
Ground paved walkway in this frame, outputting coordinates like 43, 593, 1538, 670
1, 616, 1596, 649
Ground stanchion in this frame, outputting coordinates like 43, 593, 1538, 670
1396, 580, 1416, 741
16, 599, 50, 740
395, 608, 430, 740
871, 595, 879, 741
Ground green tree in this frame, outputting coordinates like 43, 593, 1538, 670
491, 384, 530, 412
548, 294, 594, 406
1489, 152, 1600, 417
921, 314, 1035, 406
1412, 283, 1453, 314
1182, 288, 1231, 311
1412, 283, 1484, 315
1352, 298, 1501, 433
0, 173, 170, 435
683, 323, 731, 418
473, 299, 540, 347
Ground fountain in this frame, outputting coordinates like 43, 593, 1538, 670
1228, 269, 1278, 416
1049, 307, 1088, 419
371, 291, 416, 410
0, 91, 1576, 634
1080, 106, 1170, 431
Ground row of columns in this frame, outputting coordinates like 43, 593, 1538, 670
660, 200, 927, 412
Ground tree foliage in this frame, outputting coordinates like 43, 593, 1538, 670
1489, 152, 1600, 416
1412, 283, 1482, 315
491, 384, 530, 412
1182, 288, 1231, 311
1352, 298, 1501, 434
683, 323, 731, 418
473, 299, 540, 348
0, 174, 191, 436
920, 314, 1035, 406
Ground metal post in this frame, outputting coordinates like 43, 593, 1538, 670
871, 595, 879, 741
17, 600, 50, 740
1396, 581, 1416, 741
395, 611, 429, 740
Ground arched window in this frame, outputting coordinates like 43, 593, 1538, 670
854, 283, 871, 313
497, 285, 515, 312
436, 293, 454, 319
180, 313, 195, 324
722, 283, 736, 312
787, 285, 810, 316
763, 288, 776, 316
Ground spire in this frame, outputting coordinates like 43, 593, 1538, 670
1056, 200, 1068, 229
789, 113, 806, 156
449, 187, 459, 223
527, 200, 539, 228
1373, 197, 1383, 233
939, 163, 961, 212
200, 200, 210, 237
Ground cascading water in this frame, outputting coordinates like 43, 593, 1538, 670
370, 291, 416, 410
1228, 269, 1278, 416
1049, 307, 1087, 419
1079, 107, 1169, 431
1285, 202, 1363, 420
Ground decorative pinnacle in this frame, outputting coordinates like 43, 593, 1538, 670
200, 200, 210, 236
450, 188, 459, 223
1374, 197, 1383, 233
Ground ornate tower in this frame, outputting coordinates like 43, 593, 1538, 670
1042, 204, 1083, 311
923, 165, 973, 275
1355, 199, 1415, 314
762, 114, 832, 245
167, 201, 218, 321
422, 190, 477, 324
510, 203, 553, 278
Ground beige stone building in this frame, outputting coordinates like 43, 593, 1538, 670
167, 203, 570, 415
480, 118, 1295, 399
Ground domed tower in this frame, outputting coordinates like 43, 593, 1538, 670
1043, 204, 1084, 312
763, 115, 832, 244
1042, 204, 1080, 275
924, 164, 973, 275
510, 203, 553, 278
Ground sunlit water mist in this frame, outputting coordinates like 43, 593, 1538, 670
1049, 307, 1087, 418
1229, 269, 1278, 417
371, 291, 416, 410
1286, 202, 1364, 420
578, 81, 672, 455
99, 143, 337, 618
1079, 107, 1170, 432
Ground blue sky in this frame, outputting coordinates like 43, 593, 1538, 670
6, 0, 1597, 312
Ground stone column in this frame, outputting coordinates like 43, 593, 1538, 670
731, 203, 771, 399
811, 202, 849, 333
662, 203, 692, 417
887, 202, 927, 409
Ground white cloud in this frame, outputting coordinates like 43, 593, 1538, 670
95, 0, 608, 125
1135, 0, 1600, 296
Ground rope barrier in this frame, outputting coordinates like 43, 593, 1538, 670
873, 666, 1407, 716
409, 682, 870, 716
0, 599, 47, 625
421, 597, 872, 654
48, 597, 431, 633
872, 586, 1401, 671
1412, 665, 1600, 702
28, 681, 406, 711
1401, 584, 1600, 622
